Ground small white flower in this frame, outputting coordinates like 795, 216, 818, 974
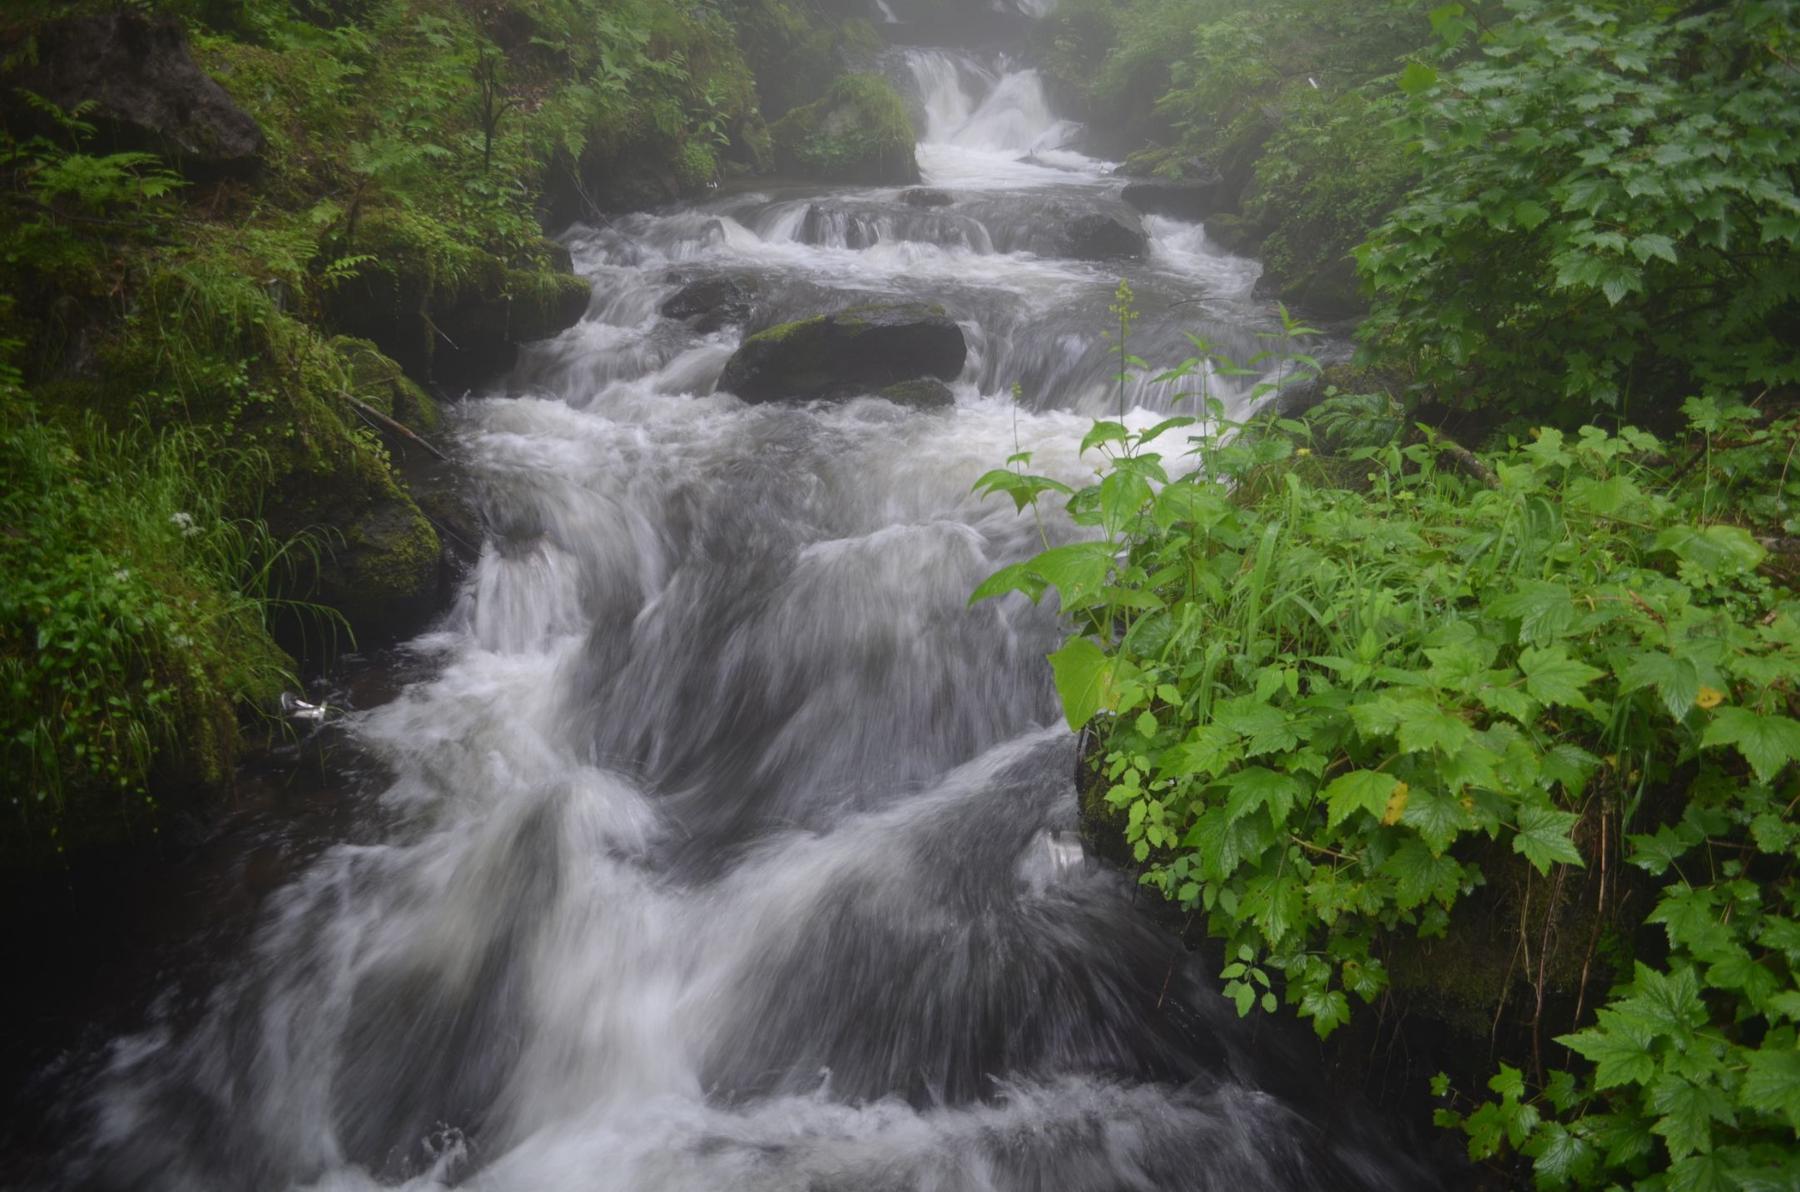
170, 511, 201, 538
113, 568, 131, 583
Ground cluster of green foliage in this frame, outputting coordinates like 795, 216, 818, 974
0, 387, 297, 856
1035, 0, 1445, 310
977, 288, 1799, 1183
769, 72, 917, 183
1359, 0, 1800, 422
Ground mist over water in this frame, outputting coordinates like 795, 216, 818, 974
49, 30, 1430, 1192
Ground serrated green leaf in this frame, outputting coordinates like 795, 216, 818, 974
1520, 645, 1604, 707
1398, 60, 1439, 95
1742, 1046, 1800, 1130
1490, 581, 1575, 644
1560, 1012, 1656, 1089
1513, 199, 1552, 230
1622, 651, 1702, 720
1323, 769, 1402, 827
1701, 708, 1800, 783
1514, 803, 1583, 874
1648, 1073, 1735, 1160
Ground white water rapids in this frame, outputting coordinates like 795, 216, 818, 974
51, 45, 1432, 1192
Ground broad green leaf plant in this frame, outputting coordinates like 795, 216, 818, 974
975, 314, 1800, 1186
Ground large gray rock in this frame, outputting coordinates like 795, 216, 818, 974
661, 276, 757, 332
1121, 178, 1228, 221
900, 188, 955, 208
718, 303, 966, 403
11, 11, 265, 178
1060, 212, 1146, 260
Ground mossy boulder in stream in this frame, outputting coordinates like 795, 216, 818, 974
322, 209, 590, 389
769, 74, 921, 186
718, 303, 965, 403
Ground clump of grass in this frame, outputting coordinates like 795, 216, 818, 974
0, 403, 321, 855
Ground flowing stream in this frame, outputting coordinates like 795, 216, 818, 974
50, 45, 1433, 1192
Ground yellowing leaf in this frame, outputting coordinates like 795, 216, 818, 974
1382, 780, 1411, 825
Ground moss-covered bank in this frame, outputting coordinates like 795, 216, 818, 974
0, 0, 891, 863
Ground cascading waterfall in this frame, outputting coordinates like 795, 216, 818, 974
48, 37, 1424, 1192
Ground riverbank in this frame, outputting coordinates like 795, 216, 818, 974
0, 0, 905, 863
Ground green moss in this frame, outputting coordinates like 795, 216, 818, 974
769, 73, 918, 184
746, 315, 828, 345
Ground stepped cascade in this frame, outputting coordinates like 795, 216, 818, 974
51, 36, 1430, 1192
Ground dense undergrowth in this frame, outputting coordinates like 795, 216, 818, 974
979, 0, 1799, 1180
0, 0, 885, 859
982, 378, 1799, 1186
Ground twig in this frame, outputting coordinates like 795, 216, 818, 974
341, 392, 451, 462
1436, 437, 1500, 489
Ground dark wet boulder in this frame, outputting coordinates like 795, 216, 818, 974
718, 303, 966, 403
877, 378, 956, 410
900, 188, 955, 208
7, 11, 265, 179
1204, 212, 1270, 257
1060, 212, 1146, 260
770, 74, 921, 186
1121, 177, 1228, 222
661, 276, 757, 332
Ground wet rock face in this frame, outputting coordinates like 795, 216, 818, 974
1060, 212, 1147, 260
321, 224, 590, 391
661, 276, 758, 333
900, 188, 955, 208
10, 11, 265, 179
1120, 177, 1229, 222
877, 378, 956, 410
718, 303, 966, 403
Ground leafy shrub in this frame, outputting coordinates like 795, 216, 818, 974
1358, 0, 1800, 421
975, 319, 1800, 1184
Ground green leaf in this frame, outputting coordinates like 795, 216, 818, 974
1525, 1121, 1597, 1188
1701, 708, 1800, 783
1654, 525, 1769, 575
1560, 1011, 1656, 1089
1647, 1073, 1735, 1160
1385, 838, 1464, 910
1080, 420, 1131, 456
1298, 986, 1350, 1038
1323, 770, 1402, 828
1513, 803, 1583, 874
1027, 541, 1116, 609
1048, 637, 1115, 730
1630, 233, 1678, 264
1395, 700, 1473, 755
1221, 766, 1302, 826
1621, 652, 1701, 720
1742, 1046, 1800, 1130
1513, 199, 1552, 230
1398, 60, 1439, 96
1243, 874, 1304, 947
1490, 581, 1575, 645
1211, 698, 1301, 757
1520, 645, 1604, 708
969, 562, 1046, 606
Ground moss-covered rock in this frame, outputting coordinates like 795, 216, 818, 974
718, 302, 964, 403
876, 378, 955, 410
769, 74, 920, 186
322, 210, 588, 389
